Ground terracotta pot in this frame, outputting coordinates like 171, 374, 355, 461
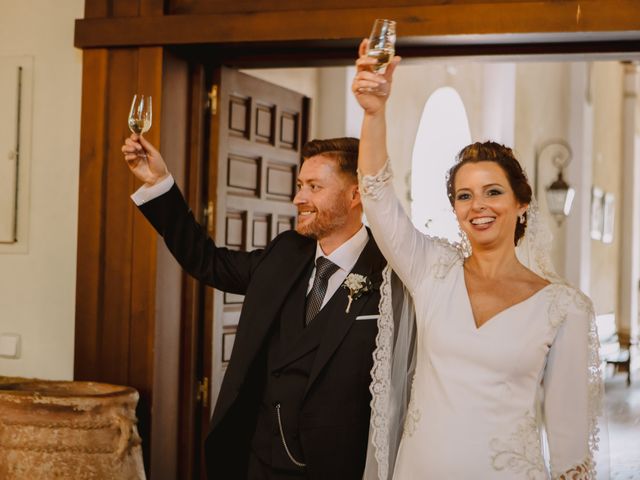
0, 381, 146, 479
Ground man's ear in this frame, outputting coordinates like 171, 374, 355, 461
350, 184, 361, 207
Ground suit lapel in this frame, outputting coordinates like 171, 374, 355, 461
303, 233, 385, 399
236, 238, 314, 353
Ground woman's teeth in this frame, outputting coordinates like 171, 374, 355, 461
471, 217, 495, 225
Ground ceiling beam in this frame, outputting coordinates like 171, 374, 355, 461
75, 1, 640, 49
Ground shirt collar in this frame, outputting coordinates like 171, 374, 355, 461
314, 224, 368, 273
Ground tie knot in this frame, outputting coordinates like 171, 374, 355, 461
315, 257, 339, 279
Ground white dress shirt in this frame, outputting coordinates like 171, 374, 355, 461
307, 225, 369, 309
130, 174, 175, 206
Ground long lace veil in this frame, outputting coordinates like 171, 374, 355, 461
362, 198, 609, 479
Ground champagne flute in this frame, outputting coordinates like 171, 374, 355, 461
128, 94, 152, 135
366, 19, 396, 73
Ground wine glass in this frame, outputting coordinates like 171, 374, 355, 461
366, 19, 396, 73
128, 94, 152, 135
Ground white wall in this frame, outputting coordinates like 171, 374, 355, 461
0, 0, 83, 379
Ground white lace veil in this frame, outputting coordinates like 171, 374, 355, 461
362, 268, 416, 480
514, 198, 563, 284
362, 198, 608, 480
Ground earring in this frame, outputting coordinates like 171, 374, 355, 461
519, 214, 526, 225
458, 229, 472, 258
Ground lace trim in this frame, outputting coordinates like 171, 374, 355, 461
585, 300, 602, 480
402, 379, 421, 438
358, 159, 393, 200
546, 285, 602, 479
368, 265, 394, 480
554, 458, 593, 480
490, 412, 546, 479
426, 235, 464, 280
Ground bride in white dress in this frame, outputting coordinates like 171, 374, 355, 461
351, 40, 603, 480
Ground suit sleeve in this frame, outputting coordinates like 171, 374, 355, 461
138, 184, 266, 295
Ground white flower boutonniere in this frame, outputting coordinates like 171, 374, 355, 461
342, 273, 372, 313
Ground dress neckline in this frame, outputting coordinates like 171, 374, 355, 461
461, 273, 553, 331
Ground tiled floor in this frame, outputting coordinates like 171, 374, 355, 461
604, 350, 640, 479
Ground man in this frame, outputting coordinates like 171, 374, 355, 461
122, 135, 386, 479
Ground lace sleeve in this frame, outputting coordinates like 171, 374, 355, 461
543, 287, 602, 480
358, 159, 394, 200
358, 160, 461, 295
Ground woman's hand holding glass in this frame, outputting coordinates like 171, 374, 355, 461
352, 38, 401, 115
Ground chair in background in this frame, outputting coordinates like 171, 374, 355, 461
597, 313, 633, 386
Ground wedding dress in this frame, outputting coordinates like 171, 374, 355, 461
360, 161, 603, 480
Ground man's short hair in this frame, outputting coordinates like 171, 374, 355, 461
301, 137, 359, 181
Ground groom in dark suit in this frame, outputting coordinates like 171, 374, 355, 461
122, 135, 386, 479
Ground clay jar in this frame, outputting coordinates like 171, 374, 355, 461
0, 380, 146, 479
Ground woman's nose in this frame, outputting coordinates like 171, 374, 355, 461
471, 196, 486, 211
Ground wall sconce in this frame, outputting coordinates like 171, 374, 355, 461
534, 140, 575, 225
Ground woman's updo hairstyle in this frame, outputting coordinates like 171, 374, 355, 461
445, 141, 532, 245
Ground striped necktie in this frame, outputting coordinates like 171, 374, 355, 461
305, 257, 340, 326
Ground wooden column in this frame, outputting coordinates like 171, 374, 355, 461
74, 42, 190, 477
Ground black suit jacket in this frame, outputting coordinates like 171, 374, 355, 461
139, 184, 386, 479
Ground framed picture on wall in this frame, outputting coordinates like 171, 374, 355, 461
590, 187, 604, 241
0, 55, 32, 253
0, 60, 21, 244
602, 192, 615, 244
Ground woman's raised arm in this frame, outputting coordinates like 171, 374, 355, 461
351, 38, 400, 176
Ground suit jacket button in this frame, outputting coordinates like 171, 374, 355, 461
272, 371, 281, 378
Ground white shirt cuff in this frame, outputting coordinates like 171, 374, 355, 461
130, 174, 175, 206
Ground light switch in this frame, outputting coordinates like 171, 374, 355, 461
0, 333, 20, 358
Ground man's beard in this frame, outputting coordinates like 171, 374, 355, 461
295, 201, 350, 240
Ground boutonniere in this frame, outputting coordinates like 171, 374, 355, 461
342, 273, 372, 313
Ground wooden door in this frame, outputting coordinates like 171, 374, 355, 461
195, 67, 310, 477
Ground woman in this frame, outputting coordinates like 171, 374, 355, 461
352, 39, 602, 479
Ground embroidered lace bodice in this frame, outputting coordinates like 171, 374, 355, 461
359, 161, 600, 480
